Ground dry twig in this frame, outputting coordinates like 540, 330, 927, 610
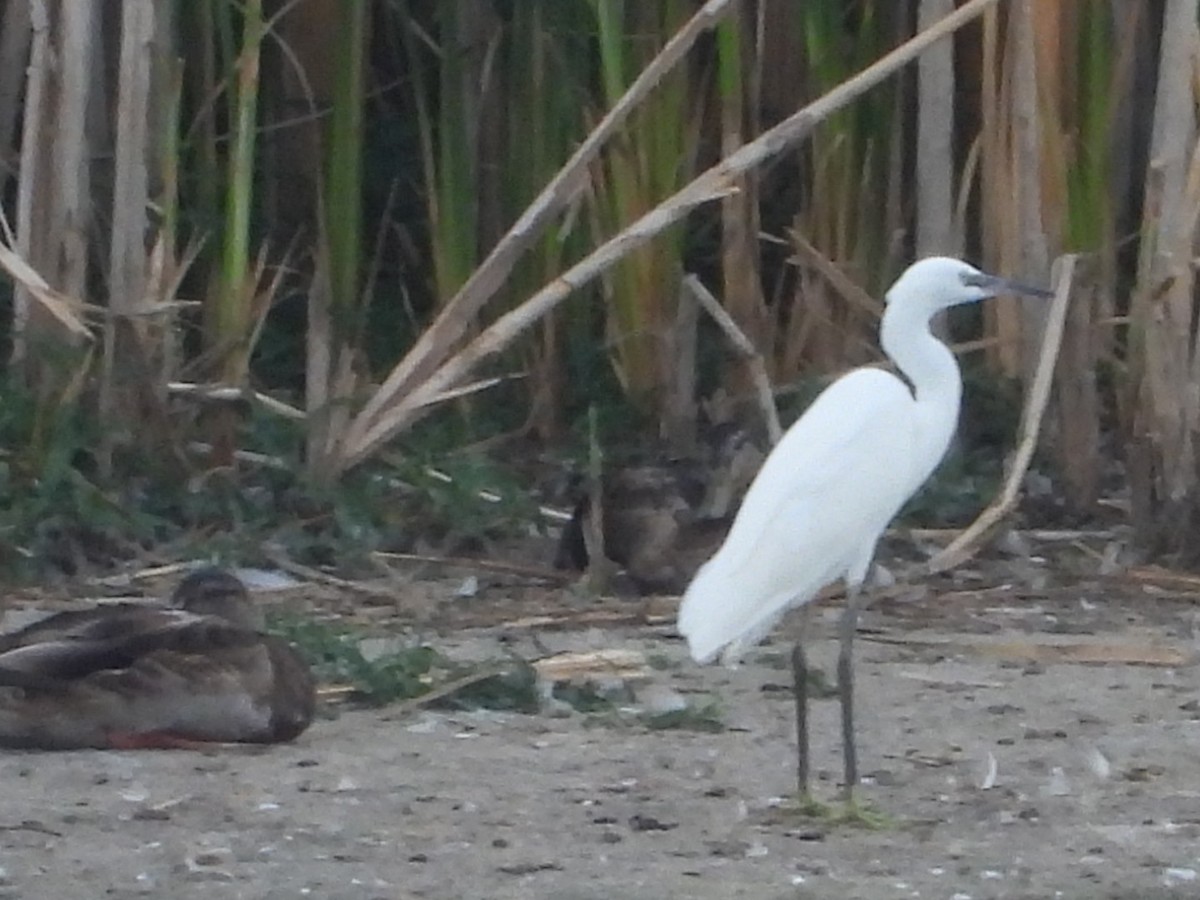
927, 254, 1077, 573
373, 551, 571, 584
388, 663, 512, 717
684, 274, 782, 444
334, 0, 1006, 472
340, 0, 737, 466
262, 549, 402, 603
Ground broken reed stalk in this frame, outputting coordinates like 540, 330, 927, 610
786, 232, 884, 362
0, 0, 30, 178
716, 4, 768, 405
683, 274, 782, 445
1008, 0, 1052, 376
307, 0, 368, 476
583, 405, 613, 593
591, 1, 694, 419
927, 254, 1077, 574
101, 0, 157, 476
915, 0, 958, 256
664, 278, 699, 450
49, 1, 91, 305
11, 0, 48, 368
334, 0, 1006, 474
12, 0, 95, 388
212, 0, 263, 385
978, 6, 1022, 378
343, 0, 737, 449
0, 225, 93, 338
1128, 0, 1200, 550
787, 232, 881, 319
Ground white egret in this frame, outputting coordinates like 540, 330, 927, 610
677, 256, 1053, 805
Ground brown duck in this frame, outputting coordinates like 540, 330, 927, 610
0, 568, 315, 750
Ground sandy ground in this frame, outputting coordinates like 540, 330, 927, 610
2, 571, 1200, 900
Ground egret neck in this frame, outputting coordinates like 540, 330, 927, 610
879, 295, 962, 486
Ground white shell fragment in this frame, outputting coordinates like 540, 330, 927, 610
978, 751, 998, 790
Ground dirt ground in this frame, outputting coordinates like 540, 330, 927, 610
2, 557, 1200, 900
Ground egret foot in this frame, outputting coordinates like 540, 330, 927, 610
790, 791, 834, 820
798, 667, 837, 697
774, 793, 890, 830
833, 795, 893, 830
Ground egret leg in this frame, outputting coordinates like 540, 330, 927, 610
837, 587, 860, 803
790, 641, 809, 797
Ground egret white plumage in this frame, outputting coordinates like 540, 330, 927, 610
677, 256, 1053, 805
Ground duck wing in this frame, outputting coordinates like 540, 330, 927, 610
0, 604, 186, 652
0, 616, 315, 750
0, 609, 254, 680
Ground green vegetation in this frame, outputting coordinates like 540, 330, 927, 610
272, 614, 545, 711
272, 613, 716, 726
273, 616, 443, 706
640, 702, 725, 733
0, 0, 1190, 571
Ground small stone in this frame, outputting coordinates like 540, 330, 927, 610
131, 807, 170, 822
183, 868, 234, 883
1044, 767, 1071, 797
629, 813, 676, 832
543, 697, 575, 718
181, 847, 235, 883
1085, 747, 1111, 780
636, 684, 688, 716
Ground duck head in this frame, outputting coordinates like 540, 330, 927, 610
171, 567, 265, 631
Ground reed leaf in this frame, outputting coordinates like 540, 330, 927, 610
213, 0, 262, 383
714, 2, 768, 425
398, 0, 481, 309
785, 0, 897, 377
501, 1, 591, 438
589, 0, 693, 416
306, 0, 369, 476
325, 0, 367, 338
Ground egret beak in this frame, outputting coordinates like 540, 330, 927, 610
966, 271, 1054, 299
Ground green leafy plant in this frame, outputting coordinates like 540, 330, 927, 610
589, 0, 694, 418
0, 377, 170, 577
640, 701, 725, 733
271, 615, 441, 706
271, 614, 543, 712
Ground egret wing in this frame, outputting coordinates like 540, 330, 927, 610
678, 369, 921, 663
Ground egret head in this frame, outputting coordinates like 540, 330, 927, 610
886, 256, 1053, 314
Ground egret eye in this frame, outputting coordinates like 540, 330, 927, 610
961, 271, 989, 289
